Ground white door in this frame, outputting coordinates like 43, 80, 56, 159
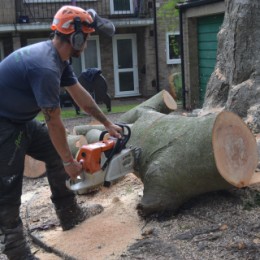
113, 34, 139, 97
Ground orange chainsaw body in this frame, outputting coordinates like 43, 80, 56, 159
76, 139, 115, 174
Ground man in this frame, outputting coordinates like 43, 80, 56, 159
0, 5, 121, 260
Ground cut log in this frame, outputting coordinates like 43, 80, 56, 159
24, 135, 87, 178
72, 110, 257, 215
24, 155, 46, 178
67, 135, 88, 157
126, 111, 258, 216
86, 129, 103, 144
73, 125, 105, 136
118, 90, 177, 124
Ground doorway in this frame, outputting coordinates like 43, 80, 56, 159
113, 34, 139, 97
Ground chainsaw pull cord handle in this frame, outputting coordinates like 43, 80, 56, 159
100, 123, 131, 170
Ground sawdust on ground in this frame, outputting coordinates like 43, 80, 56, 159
20, 173, 144, 260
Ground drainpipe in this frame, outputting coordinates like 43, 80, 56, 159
153, 0, 160, 92
178, 8, 186, 109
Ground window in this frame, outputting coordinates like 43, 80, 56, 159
72, 35, 101, 76
110, 0, 134, 14
0, 42, 4, 61
166, 32, 181, 65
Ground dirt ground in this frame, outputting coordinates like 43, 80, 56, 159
1, 111, 260, 260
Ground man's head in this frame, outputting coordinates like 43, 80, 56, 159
51, 5, 116, 58
51, 5, 95, 53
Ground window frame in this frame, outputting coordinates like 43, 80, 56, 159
0, 41, 4, 61
166, 32, 181, 65
110, 0, 134, 15
80, 35, 101, 71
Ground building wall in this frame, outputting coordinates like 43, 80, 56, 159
0, 1, 163, 100
142, 25, 158, 97
0, 0, 15, 24
155, 0, 182, 99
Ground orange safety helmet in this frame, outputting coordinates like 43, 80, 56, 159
51, 5, 95, 34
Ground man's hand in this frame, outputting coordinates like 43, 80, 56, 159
63, 158, 83, 180
42, 106, 82, 179
105, 123, 122, 139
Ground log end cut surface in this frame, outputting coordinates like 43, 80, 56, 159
212, 111, 258, 188
163, 90, 178, 110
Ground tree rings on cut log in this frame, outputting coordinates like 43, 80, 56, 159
212, 111, 258, 188
162, 90, 178, 110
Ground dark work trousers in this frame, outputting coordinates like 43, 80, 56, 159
0, 118, 75, 229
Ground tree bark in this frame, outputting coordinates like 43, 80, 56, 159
202, 0, 260, 134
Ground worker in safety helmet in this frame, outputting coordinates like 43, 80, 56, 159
0, 5, 120, 260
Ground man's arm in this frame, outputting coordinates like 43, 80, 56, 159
65, 82, 121, 137
42, 107, 82, 179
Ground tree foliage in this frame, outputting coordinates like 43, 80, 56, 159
157, 0, 182, 31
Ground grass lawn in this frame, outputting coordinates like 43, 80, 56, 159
36, 103, 137, 121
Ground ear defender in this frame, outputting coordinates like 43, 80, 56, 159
70, 17, 86, 51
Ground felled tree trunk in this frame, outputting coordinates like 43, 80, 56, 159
127, 111, 258, 215
68, 90, 257, 216
202, 0, 260, 134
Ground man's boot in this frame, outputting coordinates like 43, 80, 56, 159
0, 221, 39, 260
54, 199, 103, 231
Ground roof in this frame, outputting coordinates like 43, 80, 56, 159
176, 0, 224, 10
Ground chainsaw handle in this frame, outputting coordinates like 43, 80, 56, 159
99, 130, 108, 141
99, 123, 131, 144
116, 123, 131, 145
100, 123, 131, 171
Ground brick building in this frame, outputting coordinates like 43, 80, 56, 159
0, 0, 181, 101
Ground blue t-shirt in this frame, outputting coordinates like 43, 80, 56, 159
0, 40, 77, 122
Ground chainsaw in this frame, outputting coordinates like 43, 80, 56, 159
66, 123, 141, 194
